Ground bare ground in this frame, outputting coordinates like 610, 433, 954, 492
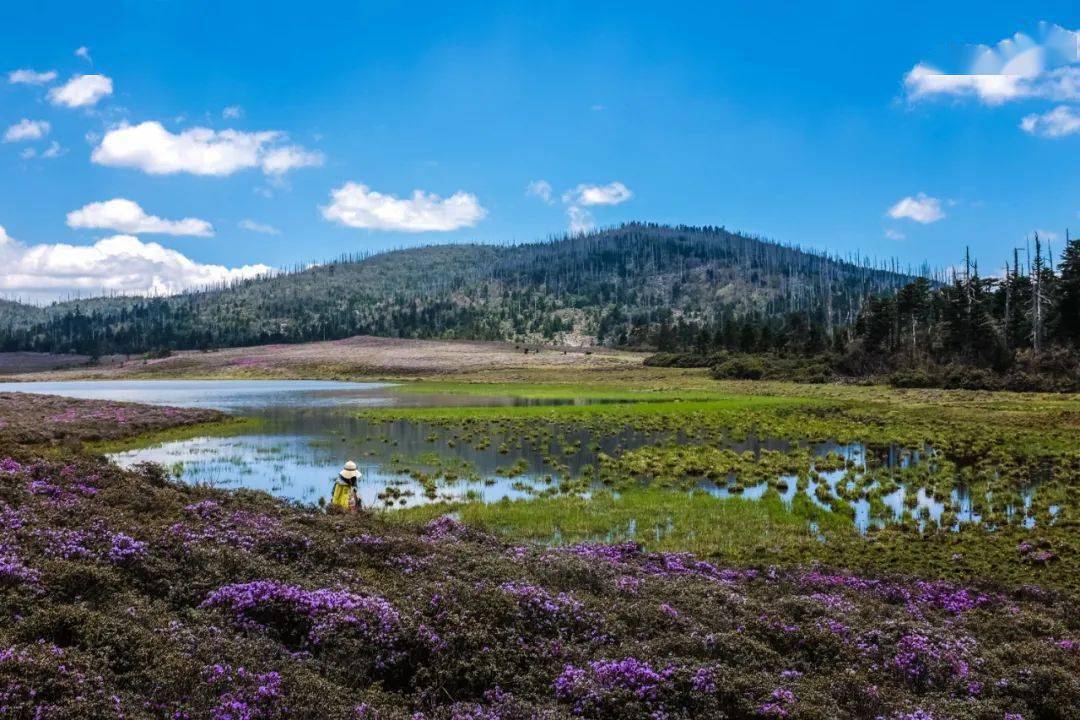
0, 335, 645, 382
0, 352, 92, 374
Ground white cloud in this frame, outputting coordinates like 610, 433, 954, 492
884, 228, 906, 240
75, 46, 92, 62
904, 24, 1078, 105
67, 198, 214, 237
1020, 105, 1080, 138
223, 105, 243, 119
567, 206, 595, 234
887, 193, 946, 224
904, 64, 1026, 105
260, 145, 324, 175
321, 182, 487, 232
0, 226, 271, 303
238, 219, 281, 235
3, 119, 50, 143
48, 74, 113, 108
525, 179, 553, 204
562, 181, 633, 206
91, 121, 323, 177
22, 141, 64, 160
8, 69, 57, 85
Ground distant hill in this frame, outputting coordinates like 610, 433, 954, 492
0, 223, 920, 355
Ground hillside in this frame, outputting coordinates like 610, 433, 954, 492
0, 223, 918, 355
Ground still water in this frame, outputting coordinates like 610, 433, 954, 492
0, 380, 1007, 530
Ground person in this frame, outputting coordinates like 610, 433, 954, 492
331, 460, 360, 512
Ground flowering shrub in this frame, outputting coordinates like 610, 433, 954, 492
202, 663, 285, 720
554, 658, 675, 717
0, 641, 118, 717
107, 532, 148, 565
498, 582, 594, 637
0, 548, 40, 587
171, 503, 311, 559
888, 630, 975, 689
757, 687, 796, 716
201, 581, 406, 670
38, 525, 148, 567
0, 450, 1077, 719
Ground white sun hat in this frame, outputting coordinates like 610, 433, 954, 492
339, 460, 359, 480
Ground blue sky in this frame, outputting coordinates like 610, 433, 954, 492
0, 1, 1077, 301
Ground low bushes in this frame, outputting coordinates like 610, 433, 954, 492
708, 353, 835, 383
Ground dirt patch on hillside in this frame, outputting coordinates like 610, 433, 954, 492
0, 335, 645, 381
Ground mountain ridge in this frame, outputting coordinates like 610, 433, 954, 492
0, 223, 921, 354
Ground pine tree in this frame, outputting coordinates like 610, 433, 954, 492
1056, 229, 1080, 345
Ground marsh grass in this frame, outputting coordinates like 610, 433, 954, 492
395, 488, 848, 558
84, 416, 260, 454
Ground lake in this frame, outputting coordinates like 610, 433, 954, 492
0, 379, 1008, 530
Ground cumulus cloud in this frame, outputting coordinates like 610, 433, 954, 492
567, 206, 595, 234
91, 121, 323, 177
48, 74, 113, 108
1020, 105, 1080, 138
321, 182, 487, 232
904, 23, 1078, 105
222, 105, 244, 119
525, 179, 554, 204
3, 119, 50, 143
238, 219, 281, 235
67, 199, 214, 237
0, 225, 270, 303
562, 181, 633, 206
884, 228, 906, 241
887, 193, 946, 224
75, 46, 92, 62
8, 69, 57, 85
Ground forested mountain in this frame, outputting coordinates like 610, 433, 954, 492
0, 223, 919, 355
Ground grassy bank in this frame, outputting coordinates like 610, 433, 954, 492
84, 415, 260, 455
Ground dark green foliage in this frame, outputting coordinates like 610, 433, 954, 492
1057, 230, 1080, 345
841, 238, 1080, 391
711, 356, 766, 380
707, 353, 834, 383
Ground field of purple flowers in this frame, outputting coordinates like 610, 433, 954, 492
1, 442, 1078, 719
0, 392, 226, 446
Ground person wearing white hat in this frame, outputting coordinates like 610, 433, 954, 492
331, 460, 361, 512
